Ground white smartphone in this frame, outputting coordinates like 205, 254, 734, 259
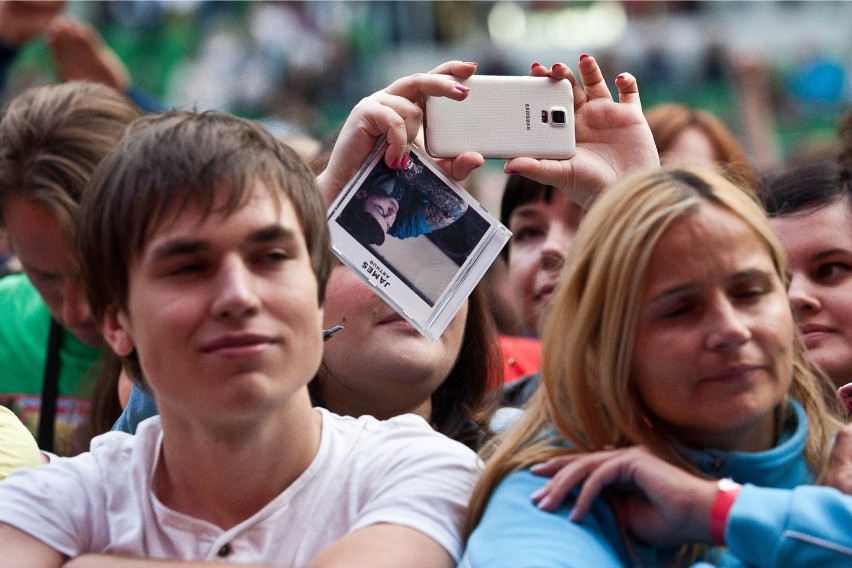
424, 75, 575, 159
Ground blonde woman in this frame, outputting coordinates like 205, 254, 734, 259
462, 166, 843, 567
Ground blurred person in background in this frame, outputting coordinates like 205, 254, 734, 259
0, 80, 138, 455
841, 110, 852, 171
0, 0, 64, 95
645, 102, 759, 192
500, 176, 585, 340
0, 227, 21, 278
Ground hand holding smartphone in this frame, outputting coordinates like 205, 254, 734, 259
424, 75, 575, 159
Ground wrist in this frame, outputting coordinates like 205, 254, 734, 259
709, 477, 741, 545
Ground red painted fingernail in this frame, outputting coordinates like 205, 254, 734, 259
616, 74, 625, 81
531, 62, 541, 69
580, 54, 589, 61
454, 83, 470, 93
508, 170, 521, 175
391, 158, 401, 169
400, 153, 409, 169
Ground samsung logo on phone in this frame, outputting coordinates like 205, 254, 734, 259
524, 103, 530, 130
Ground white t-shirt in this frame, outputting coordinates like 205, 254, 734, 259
0, 408, 478, 565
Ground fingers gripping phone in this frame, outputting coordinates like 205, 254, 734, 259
424, 75, 575, 159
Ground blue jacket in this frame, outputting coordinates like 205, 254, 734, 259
461, 400, 852, 567
113, 386, 158, 434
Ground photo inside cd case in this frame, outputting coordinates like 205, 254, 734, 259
327, 140, 511, 341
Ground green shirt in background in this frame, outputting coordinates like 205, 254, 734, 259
0, 274, 101, 456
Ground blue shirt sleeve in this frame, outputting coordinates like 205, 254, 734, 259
727, 484, 852, 566
112, 385, 158, 434
460, 469, 630, 568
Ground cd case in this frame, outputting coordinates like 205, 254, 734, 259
327, 139, 511, 341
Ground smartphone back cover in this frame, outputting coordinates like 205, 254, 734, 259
425, 76, 575, 159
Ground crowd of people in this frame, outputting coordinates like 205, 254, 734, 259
1, 2, 852, 567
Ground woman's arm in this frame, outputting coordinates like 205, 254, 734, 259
532, 446, 852, 566
317, 56, 659, 215
507, 56, 659, 208
315, 60, 484, 208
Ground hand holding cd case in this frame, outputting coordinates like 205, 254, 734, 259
327, 139, 511, 340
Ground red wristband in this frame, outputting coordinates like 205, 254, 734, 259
709, 478, 741, 545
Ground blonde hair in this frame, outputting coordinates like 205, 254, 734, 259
466, 166, 841, 538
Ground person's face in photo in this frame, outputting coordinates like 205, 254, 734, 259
506, 189, 584, 336
771, 199, 852, 388
3, 196, 103, 347
102, 181, 324, 424
631, 204, 794, 452
360, 192, 398, 234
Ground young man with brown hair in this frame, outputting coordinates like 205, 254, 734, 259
0, 109, 478, 568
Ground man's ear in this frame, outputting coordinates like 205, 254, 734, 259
102, 306, 135, 357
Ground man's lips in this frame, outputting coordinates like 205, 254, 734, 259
201, 334, 277, 355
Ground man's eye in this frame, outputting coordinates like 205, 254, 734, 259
170, 263, 204, 276
263, 250, 289, 263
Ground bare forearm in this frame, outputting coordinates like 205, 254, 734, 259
64, 556, 272, 568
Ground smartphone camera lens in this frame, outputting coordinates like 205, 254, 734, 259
551, 109, 566, 125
